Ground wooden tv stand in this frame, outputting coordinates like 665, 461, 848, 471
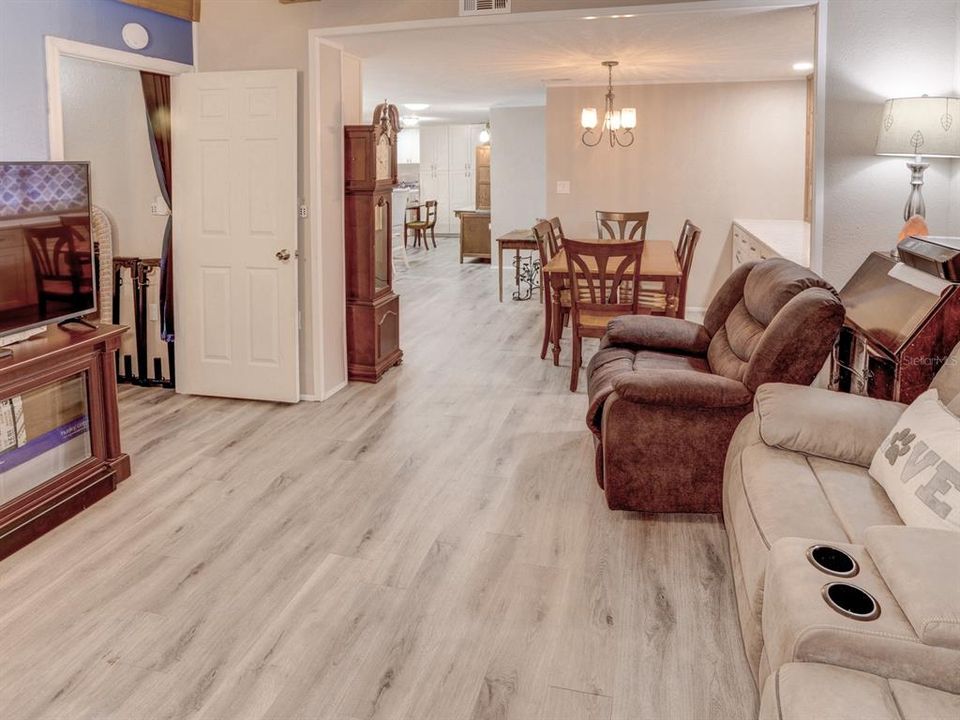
0, 324, 129, 558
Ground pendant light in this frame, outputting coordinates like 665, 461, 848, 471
580, 61, 636, 148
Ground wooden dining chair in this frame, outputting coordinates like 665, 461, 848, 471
638, 219, 702, 317
674, 219, 702, 318
532, 219, 568, 361
563, 238, 645, 391
405, 200, 438, 250
596, 210, 649, 241
25, 226, 94, 317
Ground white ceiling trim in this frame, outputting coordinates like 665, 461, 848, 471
312, 0, 817, 38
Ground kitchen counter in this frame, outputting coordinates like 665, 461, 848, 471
453, 207, 490, 217
731, 219, 810, 269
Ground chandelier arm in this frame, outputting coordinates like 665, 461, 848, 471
614, 129, 635, 148
581, 128, 604, 147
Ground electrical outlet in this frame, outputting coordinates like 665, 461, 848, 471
149, 303, 159, 322
299, 204, 308, 219
556, 181, 571, 194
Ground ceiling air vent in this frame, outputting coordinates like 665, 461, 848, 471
460, 0, 511, 17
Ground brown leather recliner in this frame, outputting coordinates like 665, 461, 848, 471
586, 258, 845, 513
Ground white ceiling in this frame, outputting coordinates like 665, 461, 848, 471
323, 5, 816, 125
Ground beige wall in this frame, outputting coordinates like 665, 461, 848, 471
490, 106, 546, 249
468, 1, 959, 296
546, 80, 807, 310
61, 57, 169, 374
60, 57, 167, 259
822, 0, 960, 289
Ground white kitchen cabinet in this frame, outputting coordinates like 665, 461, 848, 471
731, 219, 810, 271
419, 126, 449, 179
418, 124, 483, 236
397, 127, 420, 165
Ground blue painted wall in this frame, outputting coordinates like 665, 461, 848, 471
0, 0, 193, 160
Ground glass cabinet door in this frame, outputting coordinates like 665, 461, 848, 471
0, 373, 92, 505
374, 196, 390, 293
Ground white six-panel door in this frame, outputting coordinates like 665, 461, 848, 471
172, 70, 299, 402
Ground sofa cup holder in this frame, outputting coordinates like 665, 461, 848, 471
806, 544, 859, 578
822, 582, 880, 621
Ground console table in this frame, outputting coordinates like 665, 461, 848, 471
0, 324, 129, 558
496, 229, 540, 303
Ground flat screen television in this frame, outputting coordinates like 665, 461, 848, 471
0, 161, 96, 338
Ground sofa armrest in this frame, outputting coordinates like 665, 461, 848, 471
866, 526, 960, 650
754, 383, 906, 467
611, 369, 752, 408
605, 315, 711, 356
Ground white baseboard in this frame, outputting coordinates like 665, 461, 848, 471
320, 379, 349, 401
300, 378, 348, 403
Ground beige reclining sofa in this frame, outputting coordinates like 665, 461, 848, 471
723, 342, 960, 715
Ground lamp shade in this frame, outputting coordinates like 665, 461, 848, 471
620, 107, 637, 129
581, 107, 598, 129
875, 96, 960, 158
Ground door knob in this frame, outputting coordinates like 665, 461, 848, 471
276, 249, 291, 261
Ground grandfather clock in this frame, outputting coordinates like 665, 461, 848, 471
344, 102, 403, 382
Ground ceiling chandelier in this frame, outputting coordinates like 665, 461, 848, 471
580, 60, 636, 148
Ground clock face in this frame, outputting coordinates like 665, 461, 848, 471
375, 134, 391, 181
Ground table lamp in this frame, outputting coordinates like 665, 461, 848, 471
875, 95, 960, 221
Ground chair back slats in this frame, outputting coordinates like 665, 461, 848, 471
25, 227, 79, 279
25, 225, 93, 302
596, 210, 649, 241
562, 238, 644, 317
677, 219, 701, 274
675, 219, 702, 317
549, 216, 565, 244
424, 200, 438, 225
531, 219, 561, 266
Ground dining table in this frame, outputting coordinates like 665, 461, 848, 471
540, 238, 682, 366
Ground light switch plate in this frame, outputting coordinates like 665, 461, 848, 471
556, 181, 571, 194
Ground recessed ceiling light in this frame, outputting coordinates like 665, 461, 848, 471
793, 61, 814, 72
404, 103, 429, 111
582, 16, 597, 20
620, 14, 637, 18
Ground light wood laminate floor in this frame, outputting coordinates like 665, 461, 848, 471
0, 239, 757, 720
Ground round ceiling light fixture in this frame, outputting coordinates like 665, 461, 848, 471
401, 116, 421, 127
404, 103, 429, 111
479, 122, 491, 143
121, 22, 150, 51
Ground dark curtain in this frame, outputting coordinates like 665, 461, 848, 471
140, 71, 174, 341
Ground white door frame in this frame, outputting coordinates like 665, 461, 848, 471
306, 0, 826, 396
306, 33, 358, 401
45, 36, 195, 161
